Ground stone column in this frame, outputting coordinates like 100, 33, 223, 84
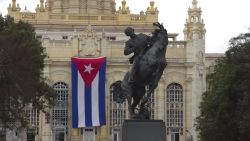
99, 126, 108, 141
156, 82, 165, 120
40, 111, 53, 141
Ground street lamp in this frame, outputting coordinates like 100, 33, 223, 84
185, 130, 193, 141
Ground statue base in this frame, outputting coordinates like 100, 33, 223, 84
121, 120, 166, 141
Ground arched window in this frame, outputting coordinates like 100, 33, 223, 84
165, 83, 183, 140
197, 16, 200, 22
52, 82, 68, 127
191, 16, 194, 22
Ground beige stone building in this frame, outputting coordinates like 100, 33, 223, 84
2, 0, 223, 141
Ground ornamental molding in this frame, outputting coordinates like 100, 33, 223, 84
77, 25, 101, 57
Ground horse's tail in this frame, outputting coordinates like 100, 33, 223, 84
110, 80, 126, 104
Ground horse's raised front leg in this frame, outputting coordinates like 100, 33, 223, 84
138, 89, 152, 119
127, 95, 134, 117
131, 95, 142, 118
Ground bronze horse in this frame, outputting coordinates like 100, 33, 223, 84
111, 22, 168, 119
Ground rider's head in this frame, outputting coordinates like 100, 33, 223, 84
124, 27, 135, 37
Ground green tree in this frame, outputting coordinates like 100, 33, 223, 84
0, 15, 55, 128
196, 32, 250, 141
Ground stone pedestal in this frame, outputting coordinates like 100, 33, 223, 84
121, 120, 166, 141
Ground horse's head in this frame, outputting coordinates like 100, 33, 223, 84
153, 22, 165, 30
153, 22, 168, 47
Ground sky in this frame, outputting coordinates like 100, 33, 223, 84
0, 0, 249, 53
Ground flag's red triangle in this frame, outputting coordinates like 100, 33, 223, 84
72, 57, 106, 87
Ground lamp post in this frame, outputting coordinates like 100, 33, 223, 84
185, 130, 193, 141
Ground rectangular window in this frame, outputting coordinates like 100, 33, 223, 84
84, 128, 95, 141
106, 36, 116, 40
62, 36, 68, 40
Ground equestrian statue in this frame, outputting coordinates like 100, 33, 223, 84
110, 22, 168, 119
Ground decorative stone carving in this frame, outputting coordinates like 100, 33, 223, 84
197, 65, 204, 76
198, 51, 204, 63
78, 25, 100, 57
146, 1, 158, 15
118, 0, 130, 14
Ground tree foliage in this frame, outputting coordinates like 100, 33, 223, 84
196, 32, 250, 141
0, 15, 55, 128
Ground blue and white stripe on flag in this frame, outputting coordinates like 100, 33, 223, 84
71, 57, 106, 128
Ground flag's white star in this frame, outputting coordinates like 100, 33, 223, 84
84, 64, 94, 74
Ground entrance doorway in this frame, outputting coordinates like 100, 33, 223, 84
84, 128, 95, 141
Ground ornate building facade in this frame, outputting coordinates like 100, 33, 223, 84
2, 0, 223, 141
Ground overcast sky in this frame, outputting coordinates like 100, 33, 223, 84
0, 0, 249, 53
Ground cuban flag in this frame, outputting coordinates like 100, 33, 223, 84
71, 57, 106, 128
